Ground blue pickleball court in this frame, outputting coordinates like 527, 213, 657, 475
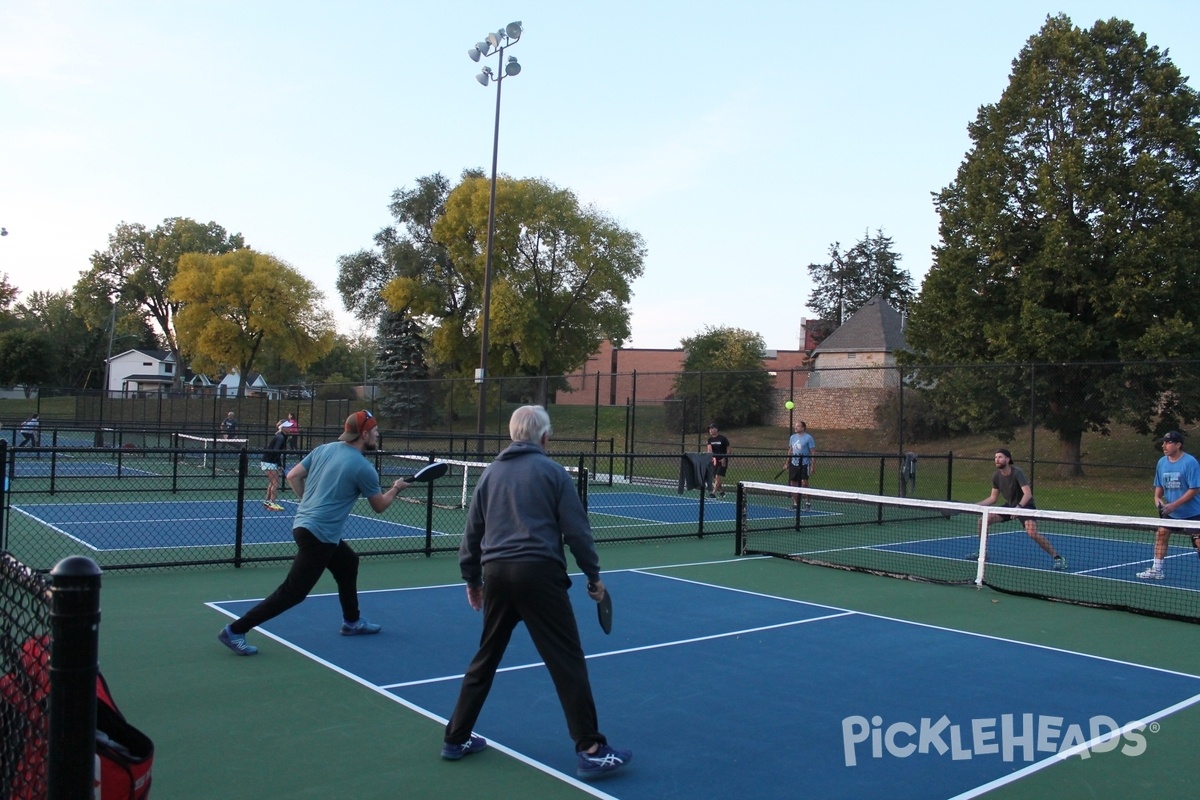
209, 564, 1200, 799
12, 500, 436, 550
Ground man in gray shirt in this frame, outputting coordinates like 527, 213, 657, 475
441, 405, 632, 781
977, 448, 1067, 571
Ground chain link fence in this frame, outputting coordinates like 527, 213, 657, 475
3, 359, 1190, 520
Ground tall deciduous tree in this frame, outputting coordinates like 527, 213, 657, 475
409, 175, 644, 405
337, 172, 470, 326
0, 273, 18, 331
806, 229, 913, 326
905, 15, 1200, 474
170, 249, 335, 398
0, 329, 53, 395
81, 218, 246, 386
670, 326, 774, 431
15, 290, 153, 390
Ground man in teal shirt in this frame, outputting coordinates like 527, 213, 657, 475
218, 410, 410, 655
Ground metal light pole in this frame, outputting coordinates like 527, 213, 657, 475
468, 21, 523, 451
98, 305, 117, 444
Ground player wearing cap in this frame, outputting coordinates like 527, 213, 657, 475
217, 410, 411, 656
260, 423, 290, 511
706, 422, 731, 499
1138, 431, 1200, 580
976, 448, 1067, 571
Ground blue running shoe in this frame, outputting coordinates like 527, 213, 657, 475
340, 618, 382, 636
441, 734, 488, 760
1052, 555, 1068, 571
577, 744, 632, 780
218, 625, 258, 656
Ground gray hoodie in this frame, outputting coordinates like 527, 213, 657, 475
459, 441, 600, 587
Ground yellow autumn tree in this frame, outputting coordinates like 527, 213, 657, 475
171, 249, 335, 397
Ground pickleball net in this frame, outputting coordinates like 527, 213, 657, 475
0, 551, 52, 798
175, 433, 247, 469
379, 454, 588, 510
735, 482, 1200, 623
378, 455, 487, 509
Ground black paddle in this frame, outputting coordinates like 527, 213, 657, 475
773, 466, 787, 480
399, 462, 449, 483
588, 582, 613, 634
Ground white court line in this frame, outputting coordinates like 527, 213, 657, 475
381, 611, 854, 690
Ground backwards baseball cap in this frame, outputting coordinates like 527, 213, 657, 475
1160, 430, 1185, 444
708, 422, 719, 429
339, 410, 377, 442
995, 448, 1013, 461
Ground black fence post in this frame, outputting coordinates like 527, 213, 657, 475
1029, 363, 1037, 486
592, 371, 600, 462
0, 439, 6, 550
946, 451, 954, 501
234, 449, 247, 567
48, 555, 102, 800
630, 370, 638, 455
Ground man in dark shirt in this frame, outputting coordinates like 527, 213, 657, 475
706, 422, 731, 498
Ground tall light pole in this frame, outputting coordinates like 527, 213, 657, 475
468, 20, 523, 450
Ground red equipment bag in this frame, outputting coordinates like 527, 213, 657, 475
95, 672, 154, 799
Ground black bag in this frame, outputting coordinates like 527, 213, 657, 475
95, 672, 154, 799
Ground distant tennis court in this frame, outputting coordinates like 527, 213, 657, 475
11, 500, 444, 551
6, 460, 160, 478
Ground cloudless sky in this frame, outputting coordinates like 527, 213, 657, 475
2, 1, 1197, 351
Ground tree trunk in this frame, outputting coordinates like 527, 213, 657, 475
1056, 433, 1084, 478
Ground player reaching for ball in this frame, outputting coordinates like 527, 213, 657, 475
786, 420, 816, 510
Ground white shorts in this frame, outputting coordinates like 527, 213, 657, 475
260, 462, 280, 472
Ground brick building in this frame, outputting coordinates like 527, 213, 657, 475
556, 342, 813, 405
555, 298, 908, 431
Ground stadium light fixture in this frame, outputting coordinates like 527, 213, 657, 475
467, 20, 524, 450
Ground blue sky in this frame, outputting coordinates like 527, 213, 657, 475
2, 1, 1197, 351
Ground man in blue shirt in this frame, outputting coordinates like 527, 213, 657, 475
1138, 430, 1200, 580
786, 420, 816, 510
217, 410, 411, 655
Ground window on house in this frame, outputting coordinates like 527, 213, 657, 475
847, 353, 857, 359
164, 364, 173, 373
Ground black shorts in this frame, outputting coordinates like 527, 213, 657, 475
1160, 513, 1200, 543
996, 502, 1035, 522
787, 463, 809, 482
711, 457, 728, 477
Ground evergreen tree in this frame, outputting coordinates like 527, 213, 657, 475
375, 309, 433, 427
806, 229, 912, 325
